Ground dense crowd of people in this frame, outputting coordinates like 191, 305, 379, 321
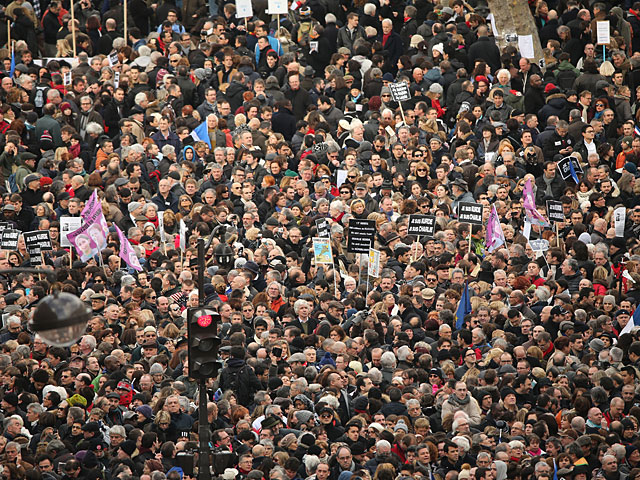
2, 1, 640, 480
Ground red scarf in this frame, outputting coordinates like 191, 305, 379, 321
382, 33, 391, 46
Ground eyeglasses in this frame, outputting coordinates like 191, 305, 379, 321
417, 168, 426, 172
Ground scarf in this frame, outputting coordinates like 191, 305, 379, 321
447, 393, 471, 406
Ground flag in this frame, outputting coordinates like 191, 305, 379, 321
553, 459, 558, 480
179, 219, 187, 250
485, 205, 505, 253
621, 304, 640, 336
81, 190, 99, 219
115, 224, 142, 271
9, 47, 15, 78
568, 159, 580, 184
635, 125, 640, 138
523, 178, 550, 227
455, 282, 471, 330
191, 121, 211, 148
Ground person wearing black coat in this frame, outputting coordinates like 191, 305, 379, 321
524, 75, 546, 115
224, 76, 248, 113
271, 100, 297, 141
378, 20, 404, 74
467, 26, 501, 73
283, 75, 313, 121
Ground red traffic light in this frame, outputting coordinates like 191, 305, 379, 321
197, 315, 213, 328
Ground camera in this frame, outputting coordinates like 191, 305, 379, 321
351, 310, 370, 325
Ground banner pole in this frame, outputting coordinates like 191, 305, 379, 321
556, 222, 559, 248
468, 227, 472, 255
124, 0, 128, 46
398, 100, 407, 124
413, 235, 420, 262
70, 0, 77, 57
6, 20, 9, 51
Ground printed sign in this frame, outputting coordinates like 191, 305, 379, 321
546, 200, 565, 223
407, 215, 436, 237
347, 219, 376, 254
24, 233, 43, 266
158, 210, 166, 243
596, 20, 610, 45
268, 0, 288, 14
368, 248, 380, 278
389, 82, 411, 102
530, 239, 550, 251
23, 230, 52, 250
615, 207, 626, 237
457, 202, 483, 225
67, 198, 109, 262
108, 52, 119, 67
312, 237, 333, 265
60, 217, 82, 247
0, 230, 19, 250
312, 142, 329, 154
114, 71, 120, 89
115, 224, 143, 271
315, 218, 330, 238
557, 156, 574, 181
63, 72, 72, 86
236, 0, 254, 18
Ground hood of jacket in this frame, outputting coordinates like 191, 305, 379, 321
546, 93, 567, 106
557, 60, 578, 72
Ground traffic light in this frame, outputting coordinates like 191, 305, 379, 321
187, 307, 222, 379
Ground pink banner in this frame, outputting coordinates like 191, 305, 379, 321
115, 225, 142, 272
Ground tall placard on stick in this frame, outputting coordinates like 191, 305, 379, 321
407, 215, 436, 237
236, 0, 254, 18
457, 202, 484, 225
546, 200, 564, 223
0, 230, 19, 250
315, 218, 330, 238
389, 82, 411, 102
347, 219, 376, 254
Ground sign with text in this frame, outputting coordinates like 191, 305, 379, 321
457, 202, 483, 225
236, 0, 254, 18
529, 239, 550, 252
597, 20, 610, 45
312, 237, 333, 265
23, 230, 52, 250
368, 248, 380, 277
557, 156, 574, 181
407, 215, 436, 237
614, 207, 626, 237
24, 234, 42, 266
315, 218, 330, 238
347, 219, 376, 253
268, 0, 288, 14
60, 217, 82, 247
389, 82, 411, 102
546, 200, 564, 223
0, 230, 19, 250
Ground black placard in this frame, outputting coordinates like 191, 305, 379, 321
389, 82, 411, 102
347, 219, 376, 253
407, 215, 436, 237
557, 156, 573, 180
546, 200, 565, 223
457, 202, 483, 225
23, 230, 52, 250
0, 230, 19, 250
315, 218, 330, 238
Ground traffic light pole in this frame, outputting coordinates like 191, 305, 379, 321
197, 238, 211, 480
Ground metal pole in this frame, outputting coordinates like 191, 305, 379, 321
70, 0, 77, 57
196, 236, 211, 480
198, 238, 204, 306
198, 381, 210, 480
123, 0, 128, 46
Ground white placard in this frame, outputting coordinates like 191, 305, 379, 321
336, 170, 348, 187
158, 210, 166, 243
236, 0, 254, 18
368, 248, 380, 278
60, 216, 83, 247
597, 21, 610, 45
268, 0, 288, 14
108, 51, 119, 67
114, 71, 120, 89
517, 34, 535, 59
309, 41, 318, 52
63, 71, 72, 86
614, 207, 626, 237
523, 221, 531, 241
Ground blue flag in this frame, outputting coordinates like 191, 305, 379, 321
568, 159, 579, 184
190, 121, 211, 148
9, 48, 15, 79
455, 282, 472, 330
553, 459, 558, 480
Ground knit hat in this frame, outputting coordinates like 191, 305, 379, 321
41, 131, 54, 150
318, 352, 336, 368
40, 176, 53, 187
544, 83, 559, 94
136, 405, 154, 419
295, 410, 314, 424
119, 440, 136, 456
500, 387, 516, 400
149, 363, 164, 375
394, 419, 409, 432
156, 68, 169, 85
128, 201, 142, 213
60, 102, 72, 112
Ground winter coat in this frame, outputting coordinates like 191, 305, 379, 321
538, 93, 569, 126
441, 394, 482, 425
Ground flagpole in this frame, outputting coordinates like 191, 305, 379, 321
468, 227, 472, 255
123, 0, 128, 46
413, 236, 420, 262
6, 20, 10, 51
70, 0, 77, 57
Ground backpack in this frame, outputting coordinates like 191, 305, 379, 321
297, 20, 316, 46
554, 69, 578, 91
222, 364, 251, 404
7, 173, 18, 193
